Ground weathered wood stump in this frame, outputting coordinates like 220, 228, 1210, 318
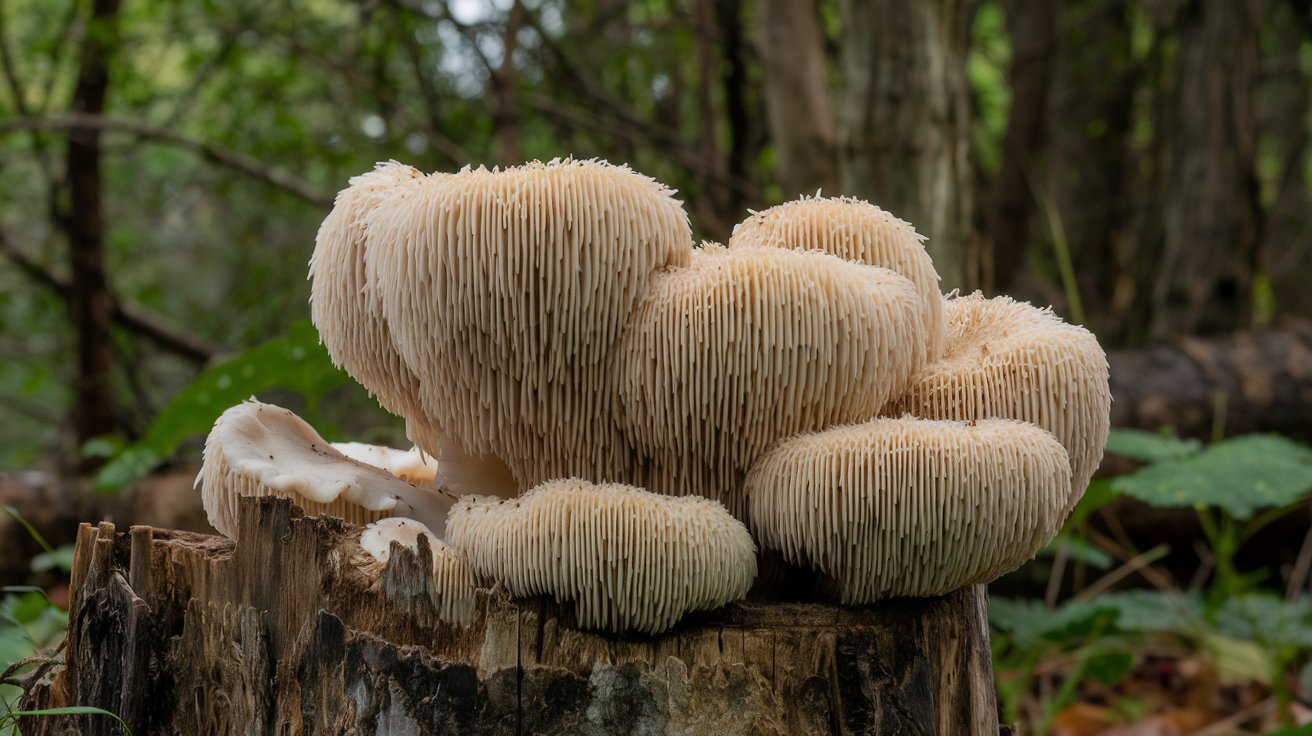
22, 497, 1001, 735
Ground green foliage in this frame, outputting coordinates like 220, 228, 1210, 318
1104, 428, 1203, 463
1110, 434, 1312, 519
90, 320, 349, 492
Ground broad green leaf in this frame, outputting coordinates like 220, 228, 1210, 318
1202, 632, 1274, 685
30, 545, 75, 575
93, 321, 349, 492
1213, 594, 1312, 649
1104, 428, 1202, 463
989, 597, 1117, 648
1038, 536, 1112, 570
1082, 649, 1135, 685
1062, 479, 1119, 529
1092, 590, 1203, 634
1111, 434, 1312, 519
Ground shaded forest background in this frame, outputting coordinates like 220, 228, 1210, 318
1, 0, 1309, 474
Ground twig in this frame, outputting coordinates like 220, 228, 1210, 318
0, 228, 215, 362
1073, 544, 1170, 602
0, 114, 333, 208
1044, 538, 1069, 608
1287, 513, 1312, 601
1087, 527, 1179, 592
1186, 696, 1274, 736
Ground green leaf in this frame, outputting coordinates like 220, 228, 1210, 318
990, 597, 1117, 648
1082, 649, 1135, 685
3, 705, 132, 734
1111, 434, 1312, 519
1062, 479, 1119, 529
93, 321, 349, 492
1104, 428, 1202, 463
1213, 594, 1312, 649
30, 545, 75, 575
1092, 590, 1203, 634
1264, 725, 1312, 736
1038, 536, 1112, 570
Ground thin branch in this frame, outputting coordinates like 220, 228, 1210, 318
0, 228, 215, 362
0, 114, 334, 208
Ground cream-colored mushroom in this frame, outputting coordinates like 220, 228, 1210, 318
447, 478, 757, 634
197, 399, 454, 540
616, 243, 930, 517
888, 292, 1110, 511
313, 158, 694, 491
746, 417, 1071, 603
730, 195, 945, 360
358, 517, 477, 626
331, 442, 439, 485
309, 161, 429, 422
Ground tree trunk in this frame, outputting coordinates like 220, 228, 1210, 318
756, 0, 839, 198
21, 498, 1002, 735
836, 0, 976, 291
986, 0, 1055, 291
1150, 0, 1263, 339
64, 0, 122, 466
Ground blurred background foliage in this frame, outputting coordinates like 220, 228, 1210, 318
4, 0, 1312, 733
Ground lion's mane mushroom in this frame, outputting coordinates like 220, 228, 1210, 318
330, 442, 440, 485
312, 158, 693, 492
197, 399, 454, 540
616, 243, 930, 517
746, 417, 1071, 603
310, 161, 429, 422
888, 292, 1110, 510
730, 196, 946, 360
447, 478, 757, 634
359, 517, 477, 626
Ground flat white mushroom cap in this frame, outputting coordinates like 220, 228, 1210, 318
617, 244, 930, 516
730, 196, 946, 360
447, 478, 757, 634
746, 417, 1071, 603
358, 158, 694, 489
888, 293, 1111, 512
197, 399, 454, 540
358, 517, 477, 627
331, 442, 440, 485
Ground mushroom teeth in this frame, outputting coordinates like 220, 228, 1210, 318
196, 399, 454, 540
359, 517, 477, 627
888, 292, 1111, 513
447, 478, 758, 635
730, 195, 946, 361
745, 417, 1071, 603
616, 244, 930, 518
343, 158, 693, 490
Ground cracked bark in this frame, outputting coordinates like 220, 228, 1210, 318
21, 498, 1000, 735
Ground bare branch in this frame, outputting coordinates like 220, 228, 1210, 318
0, 114, 334, 208
0, 228, 216, 363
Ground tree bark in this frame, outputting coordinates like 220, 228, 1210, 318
756, 0, 839, 198
64, 0, 122, 464
1150, 0, 1263, 338
836, 0, 976, 291
21, 498, 1001, 735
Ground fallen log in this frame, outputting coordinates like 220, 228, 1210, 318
20, 497, 1001, 735
1108, 318, 1312, 442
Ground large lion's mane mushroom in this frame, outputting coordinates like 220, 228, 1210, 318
448, 478, 757, 634
889, 292, 1111, 510
311, 158, 693, 494
746, 417, 1071, 603
730, 196, 946, 361
197, 400, 454, 540
617, 243, 931, 517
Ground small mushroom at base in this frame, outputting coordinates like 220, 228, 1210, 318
359, 517, 477, 627
745, 417, 1071, 604
447, 478, 757, 634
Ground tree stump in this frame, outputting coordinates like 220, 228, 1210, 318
21, 497, 1001, 735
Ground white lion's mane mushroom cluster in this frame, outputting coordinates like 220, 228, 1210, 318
195, 158, 1111, 634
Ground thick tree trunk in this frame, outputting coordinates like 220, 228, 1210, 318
21, 498, 1001, 735
1149, 0, 1263, 339
836, 0, 976, 291
756, 0, 839, 198
64, 0, 122, 465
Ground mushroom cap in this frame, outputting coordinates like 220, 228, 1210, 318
616, 243, 930, 516
888, 292, 1111, 511
310, 161, 429, 421
447, 478, 757, 634
730, 196, 945, 360
331, 442, 439, 485
746, 417, 1071, 603
359, 517, 477, 626
196, 399, 454, 540
327, 158, 692, 489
